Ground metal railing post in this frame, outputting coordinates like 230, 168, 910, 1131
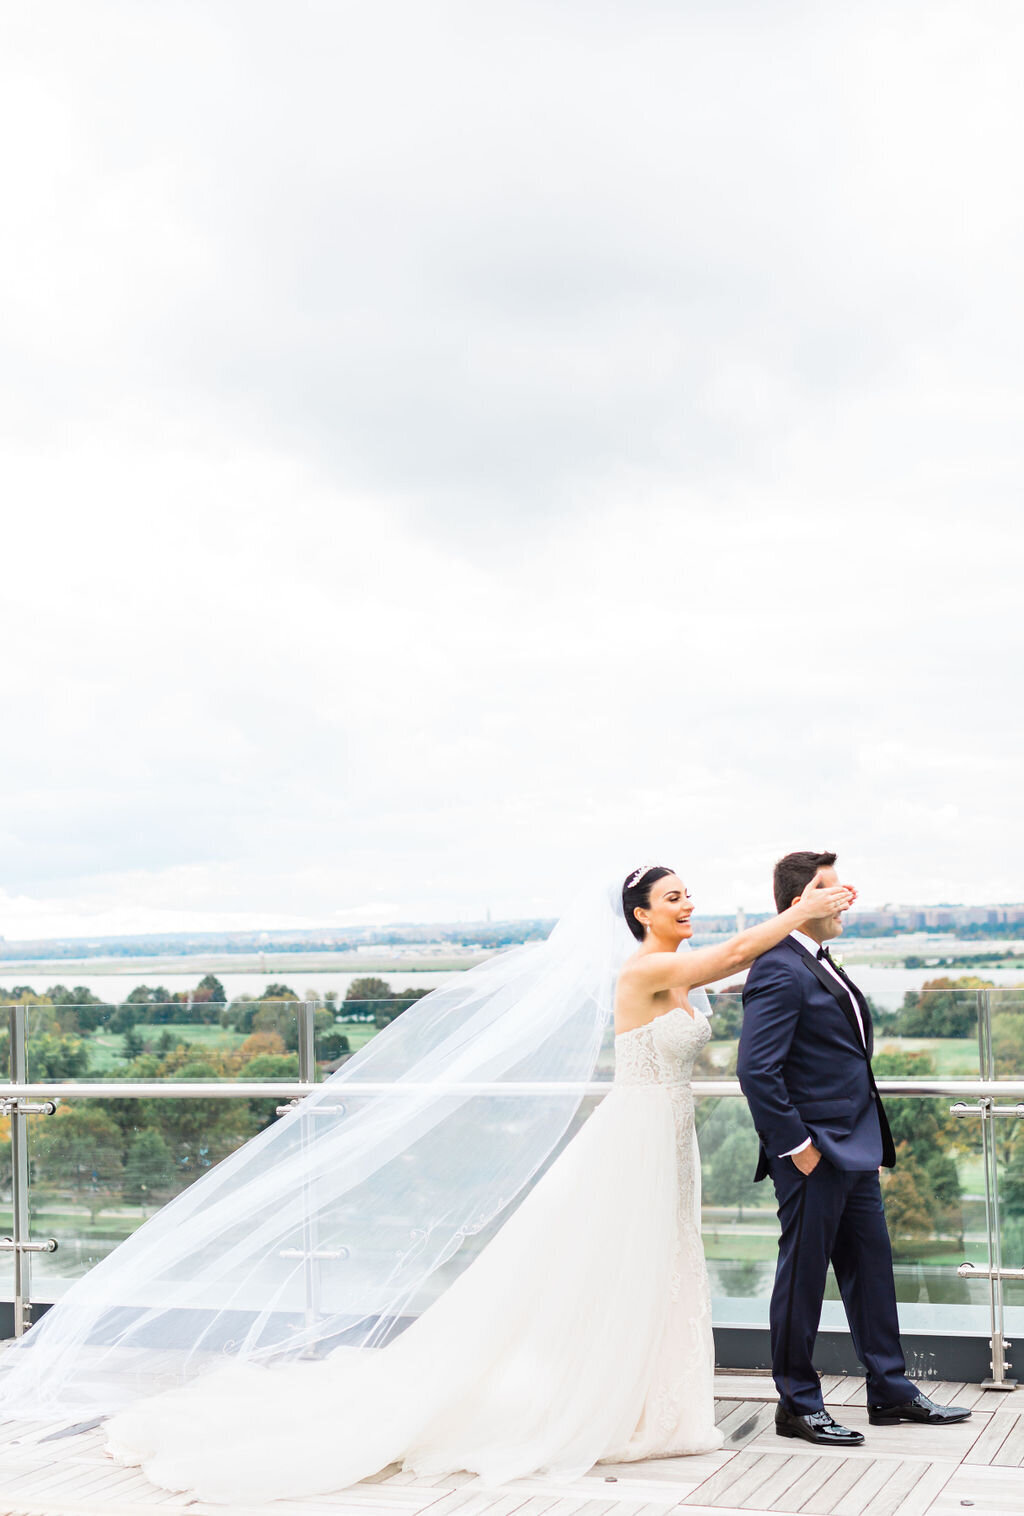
9, 1007, 31, 1337
976, 988, 1016, 1389
297, 1001, 316, 1086
297, 1002, 320, 1339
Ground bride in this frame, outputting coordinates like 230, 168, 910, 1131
0, 864, 849, 1503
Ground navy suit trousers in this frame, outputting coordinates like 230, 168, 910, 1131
769, 1154, 915, 1415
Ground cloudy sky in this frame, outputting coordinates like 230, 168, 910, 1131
1, 1, 1022, 938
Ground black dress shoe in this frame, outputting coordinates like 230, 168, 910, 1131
775, 1406, 865, 1445
868, 1392, 971, 1426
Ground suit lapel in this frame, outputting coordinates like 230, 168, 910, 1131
782, 937, 868, 1058
834, 961, 874, 1058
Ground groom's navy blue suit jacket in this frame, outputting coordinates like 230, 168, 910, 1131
737, 936, 896, 1182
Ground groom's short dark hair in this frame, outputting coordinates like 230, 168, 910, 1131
773, 850, 838, 912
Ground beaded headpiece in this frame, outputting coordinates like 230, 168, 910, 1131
625, 863, 666, 891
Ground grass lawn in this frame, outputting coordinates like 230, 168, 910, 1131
711, 1035, 979, 1078
702, 1232, 779, 1261
873, 1036, 980, 1076
85, 1023, 248, 1072
145, 1024, 247, 1050
335, 1019, 380, 1053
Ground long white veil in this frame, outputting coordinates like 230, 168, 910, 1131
0, 875, 713, 1422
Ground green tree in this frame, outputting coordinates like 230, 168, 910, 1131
992, 1013, 1024, 1078
32, 1107, 124, 1222
705, 1128, 761, 1219
897, 977, 992, 1038
1002, 1140, 1024, 1219
140, 1060, 259, 1178
197, 974, 226, 1003
374, 987, 430, 1029
27, 1033, 90, 1080
123, 1027, 145, 1060
709, 993, 744, 1040
881, 1157, 932, 1243
122, 1128, 176, 1209
317, 1030, 351, 1060
242, 1053, 300, 1079
874, 1049, 965, 1247
43, 986, 113, 1034
223, 995, 258, 1033
343, 978, 393, 1021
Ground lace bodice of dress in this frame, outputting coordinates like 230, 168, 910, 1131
613, 1005, 711, 1087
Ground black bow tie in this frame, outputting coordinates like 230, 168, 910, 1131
817, 946, 837, 967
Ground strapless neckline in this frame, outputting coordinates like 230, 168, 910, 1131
615, 1004, 699, 1040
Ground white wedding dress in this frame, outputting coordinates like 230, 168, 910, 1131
105, 1005, 723, 1503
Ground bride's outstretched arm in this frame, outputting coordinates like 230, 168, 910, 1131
626, 873, 853, 994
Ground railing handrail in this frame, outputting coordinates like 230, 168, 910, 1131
3, 1077, 1024, 1100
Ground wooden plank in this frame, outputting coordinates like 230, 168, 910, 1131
682, 1450, 770, 1507
11, 1462, 127, 1504
713, 1376, 777, 1403
723, 1403, 778, 1450
834, 1458, 918, 1516
960, 1385, 1008, 1410
586, 1450, 734, 1497
767, 1454, 839, 1511
421, 1489, 529, 1516
737, 1454, 803, 1509
0, 1460, 105, 1502
884, 1460, 957, 1516
824, 1379, 864, 1407
715, 1402, 766, 1441
544, 1503, 617, 1516
430, 1495, 551, 1516
964, 1412, 1020, 1465
714, 1399, 741, 1425
798, 1456, 874, 1515
713, 1452, 791, 1506
991, 1412, 1024, 1467
7, 1455, 132, 1501
532, 1502, 607, 1516
927, 1461, 1024, 1515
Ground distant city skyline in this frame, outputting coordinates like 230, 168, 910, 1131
3, 899, 1024, 957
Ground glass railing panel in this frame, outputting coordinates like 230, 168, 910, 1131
16, 1000, 304, 1085
872, 988, 981, 1078
695, 1088, 989, 1336
994, 1091, 1024, 1338
0, 1112, 12, 1302
312, 998, 425, 1071
696, 1090, 778, 1326
701, 987, 984, 1081
25, 1094, 288, 1303
865, 1093, 981, 1337
2, 996, 470, 1086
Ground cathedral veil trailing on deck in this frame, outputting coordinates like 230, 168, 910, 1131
0, 875, 709, 1432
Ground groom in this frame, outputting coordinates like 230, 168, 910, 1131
737, 850, 970, 1446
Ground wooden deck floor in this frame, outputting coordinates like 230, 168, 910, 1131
0, 1374, 1021, 1516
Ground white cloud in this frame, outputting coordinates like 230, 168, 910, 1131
0, 1, 1022, 937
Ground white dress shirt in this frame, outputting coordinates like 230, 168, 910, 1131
780, 930, 866, 1158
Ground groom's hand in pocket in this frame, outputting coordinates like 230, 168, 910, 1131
792, 1143, 822, 1176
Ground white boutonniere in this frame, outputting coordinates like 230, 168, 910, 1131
833, 953, 845, 969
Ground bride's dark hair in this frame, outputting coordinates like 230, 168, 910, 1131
622, 865, 675, 941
